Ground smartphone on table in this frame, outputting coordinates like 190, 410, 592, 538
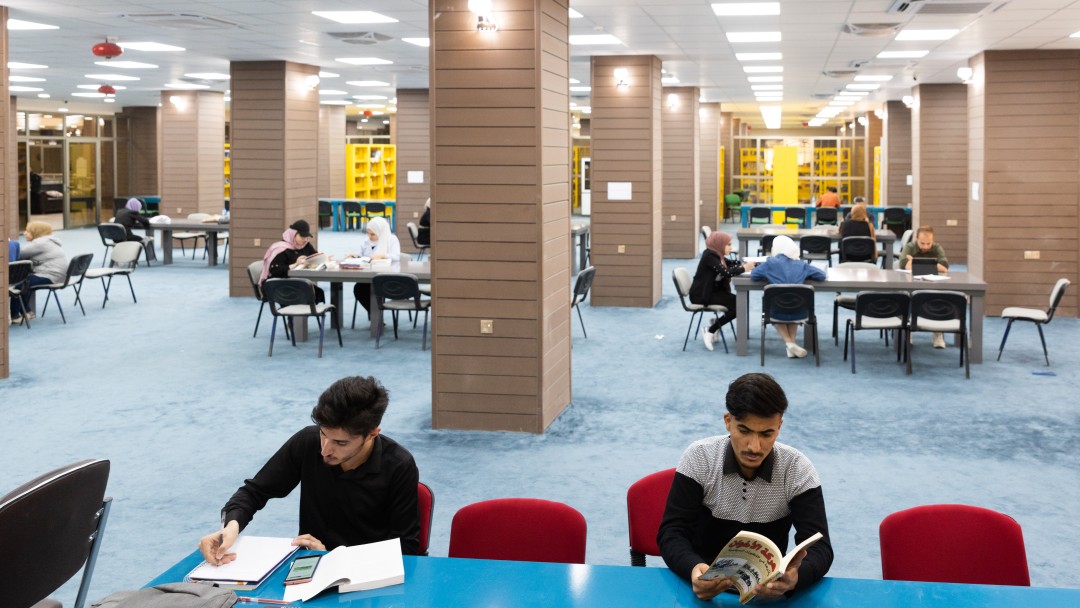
283, 555, 321, 585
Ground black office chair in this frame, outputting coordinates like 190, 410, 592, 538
343, 201, 363, 230
672, 267, 731, 352
997, 278, 1070, 366
831, 262, 879, 345
96, 223, 127, 267
246, 261, 270, 338
31, 253, 94, 324
881, 207, 908, 237
373, 273, 431, 350
761, 284, 819, 366
748, 206, 771, 225
844, 291, 910, 374
363, 202, 389, 229
784, 207, 807, 228
318, 200, 334, 229
800, 235, 833, 267
815, 207, 838, 226
263, 278, 341, 357
757, 234, 777, 257
407, 222, 429, 260
839, 236, 877, 263
909, 290, 969, 379
0, 459, 112, 608
571, 266, 597, 339
8, 260, 34, 329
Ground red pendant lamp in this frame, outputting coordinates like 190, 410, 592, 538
98, 85, 117, 95
92, 40, 123, 60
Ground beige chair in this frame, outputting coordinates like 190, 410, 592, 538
172, 213, 211, 259
84, 241, 142, 308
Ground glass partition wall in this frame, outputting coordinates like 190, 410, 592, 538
733, 135, 866, 206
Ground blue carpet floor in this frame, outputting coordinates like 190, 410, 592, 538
2, 225, 1078, 604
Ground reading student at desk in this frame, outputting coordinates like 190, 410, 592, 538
352, 216, 401, 320
658, 373, 833, 602
259, 219, 325, 303
198, 376, 421, 564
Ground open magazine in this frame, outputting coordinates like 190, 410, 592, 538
295, 253, 329, 270
699, 531, 823, 604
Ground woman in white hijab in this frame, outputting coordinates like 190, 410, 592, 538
353, 216, 402, 321
749, 235, 826, 358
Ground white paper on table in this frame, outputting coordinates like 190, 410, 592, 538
187, 536, 298, 585
283, 539, 404, 602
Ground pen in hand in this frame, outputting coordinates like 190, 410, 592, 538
235, 598, 300, 606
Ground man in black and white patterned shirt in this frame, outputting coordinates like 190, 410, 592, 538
658, 373, 833, 601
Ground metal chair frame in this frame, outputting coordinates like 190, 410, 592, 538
32, 253, 94, 324
908, 290, 970, 379
761, 284, 819, 366
997, 278, 1069, 366
844, 291, 910, 374
263, 278, 341, 357
571, 266, 597, 339
672, 267, 732, 353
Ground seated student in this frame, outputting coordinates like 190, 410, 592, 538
814, 186, 840, 208
7, 238, 18, 262
659, 373, 833, 602
838, 203, 877, 262
352, 217, 402, 320
749, 235, 826, 358
899, 225, 950, 349
417, 198, 431, 246
198, 376, 421, 563
10, 222, 68, 325
115, 198, 152, 243
259, 219, 324, 303
689, 231, 754, 351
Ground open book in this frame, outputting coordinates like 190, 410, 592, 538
699, 531, 823, 604
283, 538, 404, 603
296, 253, 329, 270
187, 536, 299, 590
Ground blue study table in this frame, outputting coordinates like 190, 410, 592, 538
319, 199, 397, 232
740, 204, 911, 229
149, 550, 1080, 608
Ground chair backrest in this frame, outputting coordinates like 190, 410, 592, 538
626, 468, 676, 564
407, 222, 421, 248
840, 236, 876, 263
1045, 278, 1071, 322
762, 284, 815, 321
1, 459, 111, 608
759, 234, 777, 255
854, 291, 910, 326
749, 207, 771, 223
700, 225, 712, 240
882, 207, 906, 227
109, 241, 143, 268
800, 235, 832, 255
448, 498, 587, 564
262, 278, 319, 314
342, 201, 362, 215
8, 260, 34, 290
836, 261, 878, 270
785, 207, 806, 221
66, 254, 95, 286
815, 207, 838, 225
672, 267, 693, 309
365, 202, 387, 214
911, 290, 967, 331
246, 261, 265, 301
372, 273, 422, 303
724, 193, 742, 205
318, 200, 332, 214
880, 504, 1030, 586
572, 266, 597, 305
899, 229, 913, 251
98, 223, 126, 246
417, 482, 434, 557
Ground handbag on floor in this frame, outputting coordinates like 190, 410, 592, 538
92, 582, 236, 608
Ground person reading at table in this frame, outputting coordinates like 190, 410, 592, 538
116, 198, 152, 243
749, 235, 826, 358
839, 203, 877, 262
658, 373, 833, 602
259, 219, 324, 303
690, 231, 754, 351
814, 186, 840, 208
198, 376, 421, 565
352, 216, 402, 320
900, 225, 950, 349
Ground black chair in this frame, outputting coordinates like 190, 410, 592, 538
844, 291, 910, 374
363, 202, 389, 229
909, 290, 969, 379
407, 222, 429, 260
839, 236, 877, 263
757, 234, 777, 257
881, 207, 908, 236
800, 235, 833, 267
997, 278, 1070, 366
0, 459, 111, 608
815, 207, 838, 226
246, 261, 270, 338
262, 278, 341, 357
784, 207, 807, 228
83, 242, 141, 308
8, 260, 34, 329
372, 273, 431, 350
571, 266, 597, 338
343, 201, 363, 230
748, 206, 771, 225
31, 253, 94, 324
761, 284, 819, 366
96, 223, 127, 267
672, 267, 731, 352
318, 200, 334, 229
831, 262, 879, 344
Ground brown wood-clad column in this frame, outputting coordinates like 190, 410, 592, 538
661, 87, 699, 258
1, 7, 9, 380
968, 50, 1079, 316
160, 91, 225, 216
396, 89, 431, 253
228, 61, 320, 297
429, 0, 571, 433
720, 110, 734, 198
883, 100, 911, 206
699, 103, 721, 229
317, 105, 345, 198
589, 55, 663, 307
116, 107, 159, 195
912, 84, 968, 263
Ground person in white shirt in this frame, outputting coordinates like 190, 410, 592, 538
353, 217, 401, 320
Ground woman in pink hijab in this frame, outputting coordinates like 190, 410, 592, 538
259, 219, 324, 302
689, 231, 754, 351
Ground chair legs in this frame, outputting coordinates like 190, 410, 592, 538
996, 319, 1013, 362
253, 301, 266, 337
682, 310, 702, 351
574, 303, 587, 338
1037, 323, 1050, 365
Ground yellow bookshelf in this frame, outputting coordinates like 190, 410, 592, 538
224, 143, 230, 199
346, 144, 396, 199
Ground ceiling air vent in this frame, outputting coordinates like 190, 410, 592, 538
328, 32, 394, 45
822, 70, 859, 78
843, 23, 902, 37
119, 13, 241, 30
887, 0, 996, 15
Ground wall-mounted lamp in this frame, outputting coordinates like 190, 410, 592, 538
874, 108, 885, 120
857, 115, 868, 127
614, 67, 630, 91
957, 66, 973, 84
666, 93, 680, 110
169, 95, 187, 110
901, 95, 914, 108
468, 0, 497, 31
305, 74, 321, 90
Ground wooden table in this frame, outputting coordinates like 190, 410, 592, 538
737, 226, 897, 267
147, 220, 232, 266
732, 266, 988, 363
571, 222, 590, 272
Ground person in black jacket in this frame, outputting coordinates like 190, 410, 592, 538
417, 198, 431, 246
116, 198, 152, 242
689, 231, 753, 351
258, 219, 324, 303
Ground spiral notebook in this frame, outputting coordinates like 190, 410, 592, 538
187, 536, 298, 590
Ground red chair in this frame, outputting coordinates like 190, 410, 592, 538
879, 504, 1030, 586
417, 482, 434, 556
448, 498, 587, 564
626, 468, 676, 566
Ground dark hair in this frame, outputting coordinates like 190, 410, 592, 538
311, 376, 389, 437
827, 186, 837, 193
916, 225, 935, 238
725, 373, 788, 419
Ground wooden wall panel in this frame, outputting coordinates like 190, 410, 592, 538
1, 7, 9, 379
228, 61, 319, 297
970, 50, 1079, 316
913, 84, 968, 264
317, 105, 345, 198
430, 0, 571, 433
160, 91, 225, 218
699, 103, 721, 229
116, 107, 159, 195
883, 101, 912, 206
396, 89, 431, 253
719, 111, 734, 198
590, 55, 662, 307
661, 87, 699, 258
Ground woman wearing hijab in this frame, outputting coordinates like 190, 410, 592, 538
689, 231, 753, 351
116, 198, 152, 243
259, 219, 324, 303
353, 216, 402, 319
750, 235, 826, 358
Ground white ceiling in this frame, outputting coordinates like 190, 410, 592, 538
6, 0, 1080, 128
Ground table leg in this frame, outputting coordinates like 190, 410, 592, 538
206, 235, 218, 267
161, 228, 174, 264
736, 289, 749, 356
369, 287, 384, 339
741, 208, 749, 228
970, 293, 984, 364
740, 239, 749, 258
579, 232, 589, 271
330, 282, 343, 330
884, 246, 894, 268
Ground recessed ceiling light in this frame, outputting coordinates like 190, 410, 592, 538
37, 93, 51, 98
7, 19, 59, 30
751, 84, 783, 91
747, 76, 782, 83
726, 32, 781, 43
85, 73, 140, 81
319, 71, 340, 78
877, 50, 929, 59
10, 75, 46, 82
58, 107, 69, 112
846, 84, 880, 91
185, 72, 230, 80
10, 85, 44, 92
661, 76, 680, 85
96, 61, 158, 69
896, 29, 958, 41
569, 34, 623, 45
569, 8, 584, 18
321, 100, 351, 106
854, 75, 893, 82
346, 80, 390, 87
8, 62, 48, 69
335, 57, 393, 65
352, 95, 388, 100
1071, 31, 1080, 38
164, 82, 210, 89
312, 11, 398, 24
77, 84, 126, 90
712, 3, 780, 17
73, 92, 107, 98
760, 105, 782, 129
570, 86, 592, 92
403, 38, 430, 47
743, 66, 783, 73
319, 90, 349, 96
104, 98, 116, 103
756, 96, 783, 102
119, 42, 185, 52
736, 52, 782, 61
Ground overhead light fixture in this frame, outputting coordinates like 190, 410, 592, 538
902, 95, 914, 108
957, 66, 974, 84
747, 76, 783, 83
661, 76, 680, 85
854, 75, 893, 82
896, 29, 958, 41
8, 62, 48, 69
352, 94, 388, 100
346, 80, 390, 87
614, 67, 630, 91
185, 72, 230, 80
667, 93, 680, 110
320, 100, 351, 106
877, 50, 929, 59
305, 74, 321, 90
846, 84, 880, 91
736, 52, 782, 61
712, 2, 780, 16
570, 34, 623, 45
335, 57, 393, 65
403, 38, 430, 47
569, 78, 581, 84
96, 61, 157, 69
73, 92, 106, 98
468, 0, 497, 31
37, 93, 51, 98
85, 73, 140, 81
164, 82, 210, 89
7, 19, 59, 30
104, 98, 116, 103
743, 66, 783, 73
751, 84, 783, 91
756, 95, 783, 101
10, 76, 46, 82
858, 116, 869, 126
319, 71, 340, 78
311, 11, 398, 24
807, 118, 827, 127
760, 105, 782, 129
9, 85, 44, 92
119, 41, 185, 52
726, 32, 781, 43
